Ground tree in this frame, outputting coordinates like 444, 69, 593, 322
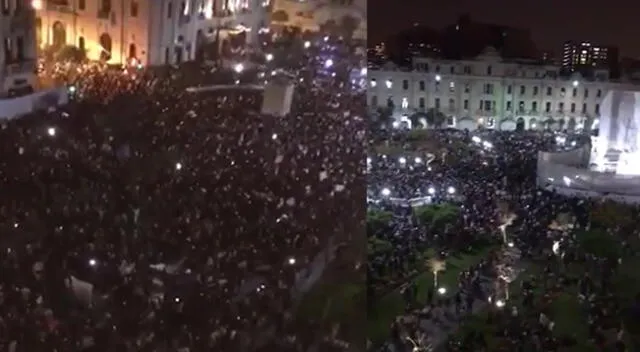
367, 209, 393, 236
425, 108, 447, 128
339, 15, 360, 39
320, 19, 339, 34
376, 106, 394, 129
271, 10, 290, 23
576, 230, 622, 261
414, 204, 459, 231
408, 112, 426, 129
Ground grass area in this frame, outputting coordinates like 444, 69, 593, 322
367, 245, 495, 345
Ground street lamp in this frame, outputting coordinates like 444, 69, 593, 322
447, 186, 456, 195
381, 188, 391, 197
31, 0, 42, 10
572, 80, 579, 87
398, 157, 406, 164
233, 63, 244, 73
427, 187, 435, 195
435, 75, 441, 82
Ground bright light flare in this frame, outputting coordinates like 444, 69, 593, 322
398, 157, 406, 164
447, 186, 456, 194
324, 59, 333, 68
427, 187, 436, 195
31, 0, 42, 10
381, 188, 391, 197
288, 257, 296, 265
304, 41, 311, 48
265, 53, 273, 62
233, 63, 244, 73
175, 162, 183, 170
437, 287, 447, 295
47, 127, 56, 136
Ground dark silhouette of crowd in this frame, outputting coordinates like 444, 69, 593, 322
0, 34, 365, 352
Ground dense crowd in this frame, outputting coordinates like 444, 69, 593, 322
367, 127, 640, 351
0, 33, 365, 351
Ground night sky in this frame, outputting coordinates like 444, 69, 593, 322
369, 0, 640, 58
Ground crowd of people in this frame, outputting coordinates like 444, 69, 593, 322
0, 33, 366, 351
367, 127, 640, 351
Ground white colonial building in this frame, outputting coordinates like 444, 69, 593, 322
33, 0, 270, 66
0, 0, 38, 96
368, 47, 640, 131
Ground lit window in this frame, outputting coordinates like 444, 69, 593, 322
401, 97, 408, 109
385, 80, 392, 89
370, 79, 376, 87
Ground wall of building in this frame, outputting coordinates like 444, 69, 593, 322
0, 86, 69, 119
0, 2, 38, 95
368, 49, 640, 131
36, 0, 270, 66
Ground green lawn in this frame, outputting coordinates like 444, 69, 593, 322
367, 245, 495, 345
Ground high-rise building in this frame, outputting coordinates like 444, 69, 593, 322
0, 0, 38, 96
33, 0, 270, 66
561, 41, 619, 76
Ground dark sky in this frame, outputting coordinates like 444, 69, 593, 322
369, 0, 640, 58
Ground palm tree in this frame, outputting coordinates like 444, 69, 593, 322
426, 258, 446, 288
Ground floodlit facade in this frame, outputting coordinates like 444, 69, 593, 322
0, 0, 38, 96
34, 0, 270, 66
271, 0, 365, 40
367, 48, 640, 131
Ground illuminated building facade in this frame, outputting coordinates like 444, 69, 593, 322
367, 47, 640, 131
0, 0, 38, 96
561, 40, 619, 77
33, 0, 270, 65
270, 0, 365, 40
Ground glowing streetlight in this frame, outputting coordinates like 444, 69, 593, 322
324, 59, 333, 68
572, 80, 579, 87
175, 162, 183, 170
88, 258, 97, 267
288, 257, 296, 265
233, 63, 244, 73
435, 74, 441, 82
381, 188, 391, 197
414, 157, 422, 164
265, 53, 273, 62
304, 41, 311, 48
398, 157, 406, 164
437, 287, 447, 295
427, 187, 436, 195
47, 127, 56, 136
495, 299, 505, 308
447, 186, 456, 195
360, 67, 367, 76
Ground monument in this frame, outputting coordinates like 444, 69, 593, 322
590, 90, 640, 175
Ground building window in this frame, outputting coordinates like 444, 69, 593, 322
582, 103, 587, 113
479, 100, 483, 110
464, 84, 470, 93
572, 88, 577, 97
435, 98, 440, 109
533, 86, 538, 95
435, 81, 440, 91
449, 81, 454, 93
546, 87, 552, 96
370, 79, 376, 87
131, 1, 139, 17
3, 37, 11, 63
401, 97, 408, 109
463, 99, 469, 109
419, 81, 425, 91
484, 100, 493, 111
584, 89, 589, 98
449, 66, 454, 74
518, 101, 525, 113
1, 0, 9, 14
506, 101, 512, 111
531, 101, 537, 112
449, 98, 455, 109
385, 80, 392, 89
595, 104, 600, 114
402, 80, 408, 90
483, 83, 493, 94
545, 102, 551, 113
79, 0, 86, 10
435, 65, 440, 73
78, 36, 85, 51
370, 96, 377, 107
507, 85, 512, 94
463, 66, 471, 74
487, 65, 492, 75
16, 36, 24, 60
558, 102, 564, 112
560, 88, 566, 97
167, 1, 173, 18
418, 97, 425, 109
596, 89, 602, 98
571, 103, 576, 113
520, 85, 525, 95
